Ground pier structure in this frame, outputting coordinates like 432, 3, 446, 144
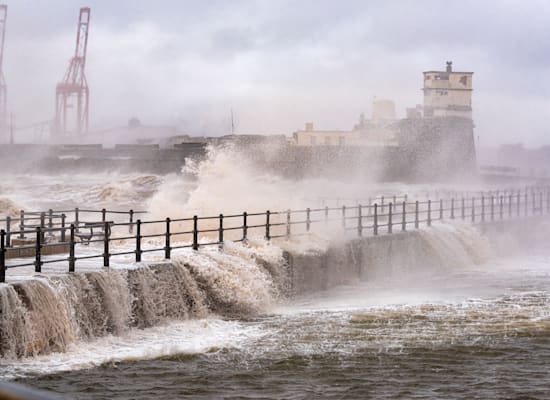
2, 187, 550, 282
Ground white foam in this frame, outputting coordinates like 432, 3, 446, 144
0, 318, 265, 379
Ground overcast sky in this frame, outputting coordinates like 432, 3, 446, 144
4, 0, 550, 146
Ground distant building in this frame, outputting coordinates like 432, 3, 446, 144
293, 99, 399, 147
372, 99, 396, 120
291, 61, 476, 179
293, 122, 357, 146
422, 61, 473, 119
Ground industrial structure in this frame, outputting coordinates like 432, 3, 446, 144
422, 61, 473, 119
54, 7, 90, 137
292, 99, 399, 147
293, 62, 474, 148
0, 4, 7, 141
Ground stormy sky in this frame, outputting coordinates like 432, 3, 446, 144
4, 0, 550, 146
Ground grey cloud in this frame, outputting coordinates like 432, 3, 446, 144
2, 0, 549, 146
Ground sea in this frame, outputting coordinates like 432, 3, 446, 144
1, 147, 549, 399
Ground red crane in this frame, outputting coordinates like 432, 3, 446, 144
55, 7, 90, 136
0, 4, 7, 140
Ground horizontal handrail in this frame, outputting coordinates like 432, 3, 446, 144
1, 188, 550, 282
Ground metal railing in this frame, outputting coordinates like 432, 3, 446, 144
1, 189, 550, 282
1, 208, 147, 245
314, 185, 550, 208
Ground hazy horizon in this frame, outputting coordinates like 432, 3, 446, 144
4, 0, 549, 146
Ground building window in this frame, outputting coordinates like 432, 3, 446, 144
324, 136, 331, 146
310, 136, 317, 146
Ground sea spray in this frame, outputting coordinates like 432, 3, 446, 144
126, 263, 208, 328
1, 279, 74, 358
147, 144, 376, 220
54, 271, 132, 339
416, 224, 491, 270
0, 284, 28, 357
180, 248, 278, 316
0, 223, 493, 359
0, 243, 286, 358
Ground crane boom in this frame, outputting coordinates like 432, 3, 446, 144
55, 7, 91, 137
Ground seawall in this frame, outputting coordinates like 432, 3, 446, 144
1, 218, 547, 358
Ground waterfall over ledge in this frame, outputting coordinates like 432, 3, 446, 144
1, 225, 492, 358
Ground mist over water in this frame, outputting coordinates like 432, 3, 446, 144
1, 146, 550, 399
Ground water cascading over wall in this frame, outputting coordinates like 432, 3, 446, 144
0, 225, 491, 358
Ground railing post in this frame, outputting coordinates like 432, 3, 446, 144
517, 192, 521, 217
40, 212, 45, 243
135, 219, 142, 262
380, 196, 385, 213
532, 192, 536, 214
69, 224, 75, 273
286, 209, 291, 239
103, 222, 110, 267
48, 209, 53, 230
242, 212, 248, 242
401, 201, 407, 231
450, 198, 455, 220
265, 211, 270, 241
499, 196, 503, 220
547, 191, 550, 214
129, 209, 134, 234
324, 206, 329, 225
471, 198, 475, 222
61, 214, 66, 242
341, 206, 346, 229
19, 210, 25, 239
539, 192, 543, 215
6, 216, 10, 247
414, 201, 419, 229
525, 192, 528, 216
373, 203, 378, 235
439, 199, 443, 220
357, 205, 363, 237
193, 215, 199, 251
367, 198, 372, 215
508, 194, 512, 218
427, 200, 432, 227
1, 230, 5, 283
165, 217, 171, 259
461, 197, 465, 220
35, 227, 42, 273
388, 203, 393, 234
75, 207, 80, 233
306, 208, 311, 232
102, 208, 107, 223
481, 196, 485, 222
219, 214, 224, 249
490, 195, 495, 221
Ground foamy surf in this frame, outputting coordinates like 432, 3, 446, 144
0, 318, 266, 379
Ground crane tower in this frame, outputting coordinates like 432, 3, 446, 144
55, 7, 90, 136
0, 4, 7, 140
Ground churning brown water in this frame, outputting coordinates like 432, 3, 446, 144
2, 252, 548, 399
2, 160, 550, 399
